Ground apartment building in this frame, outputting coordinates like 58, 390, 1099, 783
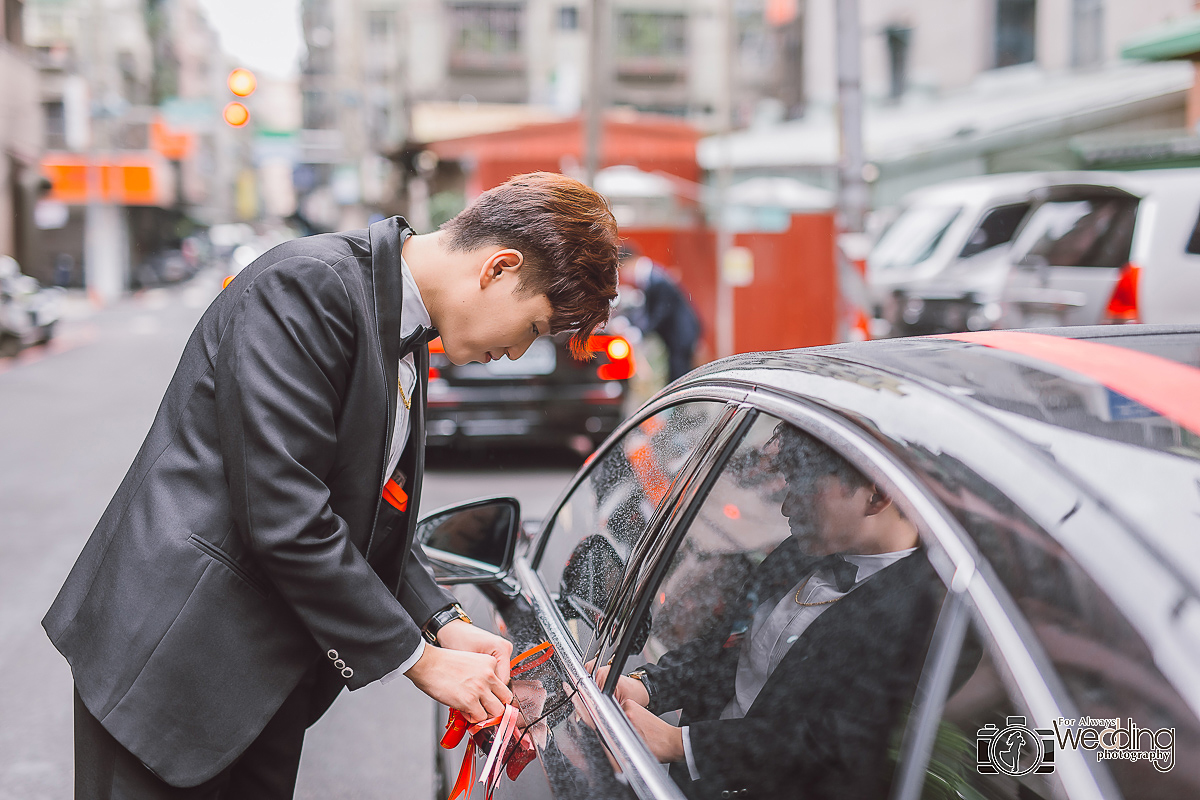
296, 0, 801, 228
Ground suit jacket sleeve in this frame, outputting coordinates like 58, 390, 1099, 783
397, 541, 457, 627
215, 257, 424, 688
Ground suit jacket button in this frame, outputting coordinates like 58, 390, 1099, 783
342, 667, 354, 678
327, 649, 339, 660
721, 792, 731, 798
334, 659, 346, 670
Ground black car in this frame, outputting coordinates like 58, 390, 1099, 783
426, 333, 635, 454
415, 324, 1200, 800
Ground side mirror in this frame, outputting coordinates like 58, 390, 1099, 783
416, 497, 520, 585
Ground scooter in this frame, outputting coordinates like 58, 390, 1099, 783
0, 256, 63, 357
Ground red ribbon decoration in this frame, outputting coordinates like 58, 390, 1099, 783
440, 642, 557, 800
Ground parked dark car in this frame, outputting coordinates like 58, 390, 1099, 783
426, 332, 635, 454
416, 324, 1200, 800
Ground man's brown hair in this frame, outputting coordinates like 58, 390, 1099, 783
440, 171, 619, 358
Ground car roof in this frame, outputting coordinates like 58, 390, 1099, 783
675, 326, 1200, 590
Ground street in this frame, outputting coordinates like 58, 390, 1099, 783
0, 272, 577, 799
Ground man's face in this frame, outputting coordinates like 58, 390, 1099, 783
780, 472, 873, 556
437, 249, 554, 366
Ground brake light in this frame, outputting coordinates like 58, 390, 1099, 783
1105, 264, 1141, 323
429, 337, 445, 354
589, 335, 636, 381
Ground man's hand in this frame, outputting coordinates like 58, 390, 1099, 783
590, 662, 649, 708
621, 699, 685, 763
405, 645, 513, 723
435, 619, 513, 686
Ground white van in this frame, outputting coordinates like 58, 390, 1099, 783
868, 173, 1058, 336
870, 169, 1200, 336
998, 169, 1200, 329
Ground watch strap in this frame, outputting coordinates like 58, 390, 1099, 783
423, 603, 472, 644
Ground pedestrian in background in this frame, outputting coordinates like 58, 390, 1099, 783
618, 242, 702, 383
43, 172, 620, 799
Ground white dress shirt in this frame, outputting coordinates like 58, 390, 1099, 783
380, 257, 433, 683
680, 547, 917, 780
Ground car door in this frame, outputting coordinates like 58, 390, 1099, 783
437, 396, 739, 800
595, 401, 960, 800
893, 465, 1200, 800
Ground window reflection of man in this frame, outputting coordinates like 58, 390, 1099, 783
600, 425, 941, 800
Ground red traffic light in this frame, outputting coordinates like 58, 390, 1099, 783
227, 68, 257, 97
223, 101, 250, 127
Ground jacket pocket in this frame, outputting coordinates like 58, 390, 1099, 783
187, 534, 271, 598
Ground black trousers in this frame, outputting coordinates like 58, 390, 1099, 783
74, 661, 330, 800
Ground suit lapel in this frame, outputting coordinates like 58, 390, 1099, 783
365, 216, 413, 559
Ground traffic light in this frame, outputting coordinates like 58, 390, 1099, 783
223, 69, 255, 127
228, 68, 257, 97
223, 101, 250, 127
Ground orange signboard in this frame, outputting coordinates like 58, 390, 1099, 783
41, 153, 173, 206
150, 118, 195, 160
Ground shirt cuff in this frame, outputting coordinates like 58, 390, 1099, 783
681, 726, 701, 781
381, 639, 426, 685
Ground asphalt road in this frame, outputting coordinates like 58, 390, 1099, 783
0, 271, 578, 799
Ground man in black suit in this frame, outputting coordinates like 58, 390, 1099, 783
603, 425, 941, 799
617, 243, 701, 383
44, 172, 620, 798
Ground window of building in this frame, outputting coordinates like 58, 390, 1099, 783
368, 9, 392, 41
43, 101, 67, 150
885, 25, 912, 100
4, 0, 24, 46
995, 0, 1037, 68
615, 10, 687, 82
446, 3, 525, 75
1071, 0, 1104, 68
557, 5, 578, 31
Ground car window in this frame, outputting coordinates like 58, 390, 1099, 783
903, 608, 1064, 800
892, 446, 1200, 799
1015, 197, 1138, 268
535, 401, 726, 657
869, 205, 962, 271
607, 415, 946, 798
959, 202, 1031, 259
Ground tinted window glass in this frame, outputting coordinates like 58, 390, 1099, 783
536, 402, 724, 655
959, 203, 1031, 259
910, 613, 1063, 799
1016, 197, 1138, 268
605, 416, 945, 798
901, 450, 1200, 799
870, 205, 961, 272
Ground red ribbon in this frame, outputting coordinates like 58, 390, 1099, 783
439, 642, 556, 799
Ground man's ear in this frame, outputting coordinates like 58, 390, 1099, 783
864, 485, 892, 517
479, 248, 524, 288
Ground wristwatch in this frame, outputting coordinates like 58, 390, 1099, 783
422, 603, 472, 644
627, 668, 656, 704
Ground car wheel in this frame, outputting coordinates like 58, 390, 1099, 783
0, 332, 20, 358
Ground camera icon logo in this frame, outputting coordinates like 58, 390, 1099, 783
976, 716, 1056, 776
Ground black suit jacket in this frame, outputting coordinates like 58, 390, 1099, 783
43, 217, 455, 787
643, 542, 941, 800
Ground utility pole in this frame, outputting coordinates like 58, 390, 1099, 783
584, 0, 608, 185
714, 0, 736, 358
835, 0, 867, 234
